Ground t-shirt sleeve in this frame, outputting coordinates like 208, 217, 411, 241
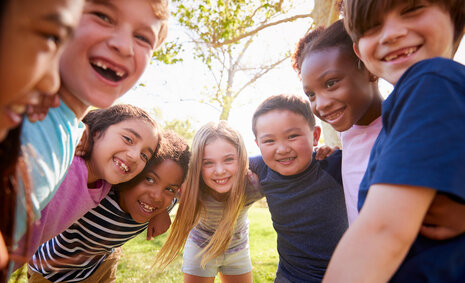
14, 102, 84, 243
371, 64, 465, 201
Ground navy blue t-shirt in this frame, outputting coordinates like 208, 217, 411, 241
250, 151, 348, 283
359, 57, 465, 282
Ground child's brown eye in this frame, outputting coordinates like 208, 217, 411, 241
326, 79, 338, 88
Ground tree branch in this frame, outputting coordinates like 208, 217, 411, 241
211, 13, 311, 47
234, 55, 289, 98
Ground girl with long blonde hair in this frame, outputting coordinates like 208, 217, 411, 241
156, 121, 262, 283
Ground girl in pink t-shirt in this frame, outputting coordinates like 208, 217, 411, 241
13, 104, 161, 268
292, 20, 383, 225
291, 20, 465, 239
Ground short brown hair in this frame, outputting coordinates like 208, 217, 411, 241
344, 0, 465, 53
252, 94, 316, 137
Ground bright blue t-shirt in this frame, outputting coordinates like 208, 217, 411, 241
359, 57, 465, 282
15, 101, 85, 245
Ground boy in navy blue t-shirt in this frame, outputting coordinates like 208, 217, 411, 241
250, 94, 348, 283
324, 1, 465, 282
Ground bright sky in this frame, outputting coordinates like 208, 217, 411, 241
119, 3, 465, 156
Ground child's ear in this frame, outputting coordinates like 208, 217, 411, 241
353, 42, 362, 60
312, 126, 321, 146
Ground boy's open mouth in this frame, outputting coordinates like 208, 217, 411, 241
383, 46, 419, 62
90, 59, 128, 82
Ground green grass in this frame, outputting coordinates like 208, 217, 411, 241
10, 203, 278, 282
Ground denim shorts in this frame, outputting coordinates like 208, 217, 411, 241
182, 238, 252, 277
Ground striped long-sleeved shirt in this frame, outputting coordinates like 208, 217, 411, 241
29, 189, 175, 282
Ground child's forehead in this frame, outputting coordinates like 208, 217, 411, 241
348, 0, 447, 39
256, 109, 310, 131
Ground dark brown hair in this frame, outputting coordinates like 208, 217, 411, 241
252, 94, 316, 137
292, 20, 360, 77
82, 104, 161, 161
344, 0, 465, 53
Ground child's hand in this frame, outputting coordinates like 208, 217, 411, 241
26, 94, 60, 123
146, 210, 171, 240
314, 145, 340, 160
247, 169, 260, 188
75, 125, 90, 156
420, 194, 465, 240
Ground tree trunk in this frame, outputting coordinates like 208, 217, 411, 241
311, 0, 343, 148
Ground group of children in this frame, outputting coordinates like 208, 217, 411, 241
1, 0, 465, 282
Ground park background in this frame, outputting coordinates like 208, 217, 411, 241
10, 0, 465, 282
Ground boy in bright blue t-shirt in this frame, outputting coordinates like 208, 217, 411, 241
324, 1, 465, 282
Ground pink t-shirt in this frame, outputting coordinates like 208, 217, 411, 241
13, 156, 111, 266
340, 117, 382, 225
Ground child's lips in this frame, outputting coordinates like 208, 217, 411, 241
3, 104, 26, 128
322, 108, 345, 123
277, 157, 296, 165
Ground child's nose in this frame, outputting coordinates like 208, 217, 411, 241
276, 143, 290, 154
150, 188, 163, 203
108, 26, 134, 57
315, 94, 332, 113
380, 14, 408, 44
215, 164, 226, 175
36, 57, 61, 96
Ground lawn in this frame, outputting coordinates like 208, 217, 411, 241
9, 203, 278, 282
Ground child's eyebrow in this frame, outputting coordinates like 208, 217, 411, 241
317, 70, 339, 80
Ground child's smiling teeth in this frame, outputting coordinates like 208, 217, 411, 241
214, 177, 229, 184
278, 157, 295, 162
113, 158, 129, 173
10, 104, 26, 115
138, 200, 155, 212
324, 109, 344, 122
90, 58, 127, 81
384, 47, 418, 61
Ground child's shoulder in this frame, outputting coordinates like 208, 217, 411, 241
317, 150, 342, 182
401, 57, 465, 86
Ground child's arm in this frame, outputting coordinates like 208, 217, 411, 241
323, 184, 435, 283
420, 194, 465, 240
146, 210, 171, 240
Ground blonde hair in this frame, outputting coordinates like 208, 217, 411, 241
155, 121, 249, 269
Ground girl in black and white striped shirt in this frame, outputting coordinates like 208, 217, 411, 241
28, 131, 190, 282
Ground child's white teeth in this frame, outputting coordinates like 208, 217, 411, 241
10, 104, 26, 114
139, 200, 155, 212
215, 178, 228, 184
114, 159, 129, 172
94, 60, 108, 70
385, 47, 417, 61
116, 71, 124, 77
